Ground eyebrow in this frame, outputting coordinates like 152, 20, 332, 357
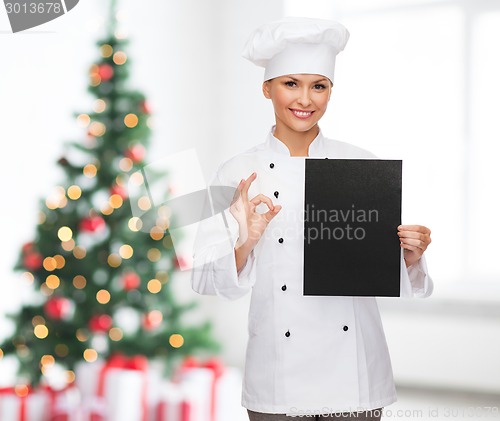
287, 76, 329, 83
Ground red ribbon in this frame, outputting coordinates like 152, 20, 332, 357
179, 357, 225, 421
156, 400, 191, 421
0, 386, 33, 421
93, 354, 148, 421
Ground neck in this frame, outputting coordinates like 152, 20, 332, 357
273, 123, 319, 157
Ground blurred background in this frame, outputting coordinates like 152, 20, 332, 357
0, 0, 499, 419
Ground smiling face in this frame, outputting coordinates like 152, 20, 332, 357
262, 74, 332, 139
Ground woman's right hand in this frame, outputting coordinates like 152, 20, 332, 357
230, 172, 281, 270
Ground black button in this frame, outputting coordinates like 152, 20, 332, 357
278, 238, 284, 243
285, 330, 290, 337
325, 157, 329, 159
270, 163, 275, 168
274, 191, 279, 198
343, 325, 349, 331
281, 284, 287, 291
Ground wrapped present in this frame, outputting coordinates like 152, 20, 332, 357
163, 357, 245, 421
154, 381, 192, 421
0, 384, 82, 421
0, 386, 49, 421
76, 354, 148, 421
43, 385, 82, 421
175, 357, 223, 421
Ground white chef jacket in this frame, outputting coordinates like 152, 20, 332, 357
191, 126, 433, 415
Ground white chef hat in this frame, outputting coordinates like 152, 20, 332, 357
242, 17, 350, 83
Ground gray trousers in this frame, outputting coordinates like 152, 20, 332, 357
247, 408, 383, 421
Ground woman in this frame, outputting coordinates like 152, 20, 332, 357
191, 17, 433, 421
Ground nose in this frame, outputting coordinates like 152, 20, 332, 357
297, 88, 312, 107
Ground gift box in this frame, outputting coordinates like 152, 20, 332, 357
44, 385, 82, 421
154, 381, 192, 421
155, 358, 245, 421
0, 385, 82, 421
175, 362, 214, 421
76, 354, 148, 421
0, 387, 49, 421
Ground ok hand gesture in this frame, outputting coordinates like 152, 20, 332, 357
230, 172, 281, 270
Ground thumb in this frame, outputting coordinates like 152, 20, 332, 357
263, 205, 282, 223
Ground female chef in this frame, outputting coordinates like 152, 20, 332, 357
191, 17, 433, 421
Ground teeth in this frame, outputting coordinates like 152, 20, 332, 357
293, 110, 312, 117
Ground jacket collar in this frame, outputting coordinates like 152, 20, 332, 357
266, 125, 325, 157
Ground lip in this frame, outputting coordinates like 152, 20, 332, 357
289, 108, 315, 119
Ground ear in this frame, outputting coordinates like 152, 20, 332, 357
262, 81, 272, 99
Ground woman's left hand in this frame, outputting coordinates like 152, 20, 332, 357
398, 225, 432, 268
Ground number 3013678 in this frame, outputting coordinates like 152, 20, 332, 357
5, 2, 62, 14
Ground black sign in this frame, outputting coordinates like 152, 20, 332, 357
304, 159, 402, 297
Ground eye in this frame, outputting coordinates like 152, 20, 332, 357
284, 80, 297, 87
314, 84, 327, 90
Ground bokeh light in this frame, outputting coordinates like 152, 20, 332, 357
169, 334, 184, 348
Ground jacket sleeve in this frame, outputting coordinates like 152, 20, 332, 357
399, 251, 433, 298
190, 169, 257, 300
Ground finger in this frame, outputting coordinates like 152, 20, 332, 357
400, 243, 420, 252
400, 237, 428, 251
398, 225, 431, 235
241, 172, 257, 201
236, 178, 244, 192
250, 194, 275, 210
398, 230, 430, 242
262, 205, 282, 223
231, 179, 245, 205
398, 231, 431, 248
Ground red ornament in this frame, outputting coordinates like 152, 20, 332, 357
124, 144, 146, 163
79, 215, 106, 233
110, 184, 128, 199
89, 314, 113, 333
121, 272, 141, 291
142, 311, 162, 330
23, 251, 43, 271
98, 64, 114, 81
139, 100, 151, 114
44, 297, 73, 321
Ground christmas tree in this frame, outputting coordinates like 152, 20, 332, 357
0, 0, 218, 386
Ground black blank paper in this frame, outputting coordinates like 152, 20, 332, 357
303, 159, 402, 297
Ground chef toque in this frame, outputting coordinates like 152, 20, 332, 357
242, 17, 350, 83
